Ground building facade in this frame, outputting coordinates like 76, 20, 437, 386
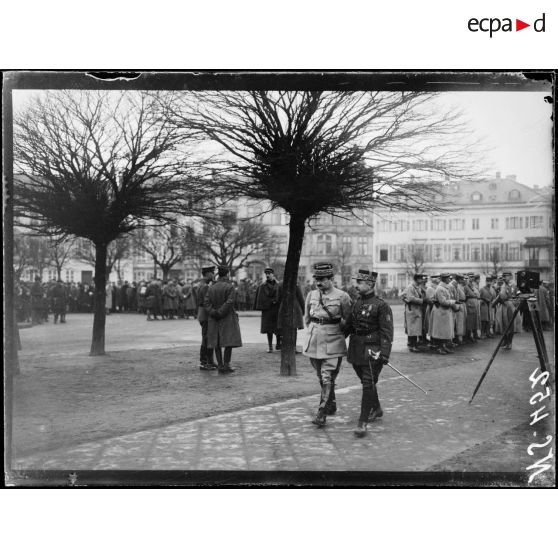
372, 174, 554, 291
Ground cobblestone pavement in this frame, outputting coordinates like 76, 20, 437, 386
13, 329, 554, 474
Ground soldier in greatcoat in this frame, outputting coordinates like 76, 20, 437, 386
204, 266, 242, 374
464, 273, 480, 342
303, 262, 352, 427
197, 266, 217, 370
346, 269, 393, 438
536, 281, 551, 330
402, 274, 425, 352
253, 267, 282, 352
424, 274, 440, 346
453, 274, 467, 344
429, 272, 460, 354
49, 279, 67, 324
479, 275, 495, 338
491, 271, 516, 349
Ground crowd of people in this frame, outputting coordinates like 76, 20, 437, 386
402, 272, 554, 355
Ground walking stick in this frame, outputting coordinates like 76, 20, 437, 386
369, 350, 428, 395
469, 301, 522, 404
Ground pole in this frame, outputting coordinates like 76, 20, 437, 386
469, 300, 522, 404
368, 350, 428, 395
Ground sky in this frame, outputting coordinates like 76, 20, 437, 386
12, 88, 554, 189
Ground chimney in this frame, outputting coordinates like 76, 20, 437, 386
506, 174, 517, 182
496, 172, 501, 179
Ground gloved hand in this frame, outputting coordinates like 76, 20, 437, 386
378, 354, 389, 365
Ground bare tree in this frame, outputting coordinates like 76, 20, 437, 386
14, 90, 203, 355
74, 236, 131, 278
13, 233, 52, 280
484, 247, 504, 276
166, 90, 481, 375
402, 243, 426, 278
134, 225, 184, 280
183, 211, 278, 276
47, 236, 77, 280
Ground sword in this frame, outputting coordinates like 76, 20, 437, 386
368, 350, 428, 395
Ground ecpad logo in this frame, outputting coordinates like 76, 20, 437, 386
468, 13, 546, 37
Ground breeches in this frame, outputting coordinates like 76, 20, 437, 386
310, 357, 342, 385
352, 361, 383, 389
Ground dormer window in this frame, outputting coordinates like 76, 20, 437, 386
471, 192, 483, 202
489, 182, 497, 190
509, 189, 521, 201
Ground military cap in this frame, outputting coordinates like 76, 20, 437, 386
264, 267, 274, 274
201, 265, 215, 275
455, 273, 465, 280
312, 262, 334, 278
413, 273, 423, 281
430, 274, 441, 279
352, 269, 378, 282
502, 271, 512, 277
485, 275, 494, 281
440, 272, 451, 279
217, 266, 230, 277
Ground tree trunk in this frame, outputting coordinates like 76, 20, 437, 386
279, 214, 306, 376
90, 242, 107, 356
56, 263, 63, 280
161, 265, 170, 281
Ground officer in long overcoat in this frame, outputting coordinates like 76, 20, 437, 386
479, 275, 495, 338
204, 266, 242, 374
346, 269, 394, 438
429, 272, 460, 354
402, 274, 425, 352
492, 271, 517, 349
253, 267, 282, 352
303, 262, 352, 427
453, 274, 467, 343
197, 266, 217, 370
424, 274, 440, 343
49, 279, 67, 324
464, 273, 480, 342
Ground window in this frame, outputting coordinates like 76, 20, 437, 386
471, 244, 481, 262
134, 271, 146, 282
472, 218, 480, 230
489, 182, 497, 190
433, 244, 443, 262
65, 269, 75, 282
508, 242, 521, 261
377, 220, 387, 233
357, 236, 368, 255
342, 236, 352, 255
449, 218, 464, 231
397, 245, 406, 261
432, 219, 446, 231
506, 217, 523, 229
47, 269, 57, 281
379, 247, 388, 262
529, 216, 543, 229
491, 218, 499, 230
379, 274, 388, 288
452, 244, 462, 261
316, 234, 333, 255
508, 189, 521, 201
412, 219, 426, 232
471, 192, 483, 202
399, 220, 410, 231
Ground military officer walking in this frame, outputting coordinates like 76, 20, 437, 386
346, 269, 394, 438
303, 262, 352, 427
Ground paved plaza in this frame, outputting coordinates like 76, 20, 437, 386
9, 309, 554, 483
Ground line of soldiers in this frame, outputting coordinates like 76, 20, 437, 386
15, 276, 69, 325
403, 271, 525, 355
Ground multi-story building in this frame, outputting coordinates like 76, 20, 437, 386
372, 174, 554, 291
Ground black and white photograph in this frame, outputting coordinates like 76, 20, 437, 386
3, 71, 555, 487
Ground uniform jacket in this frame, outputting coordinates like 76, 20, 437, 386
429, 282, 456, 340
492, 282, 516, 332
204, 277, 242, 348
424, 284, 438, 333
302, 286, 351, 359
402, 282, 424, 336
347, 291, 393, 365
479, 285, 494, 322
197, 280, 212, 322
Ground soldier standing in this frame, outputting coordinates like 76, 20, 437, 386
302, 262, 352, 427
253, 267, 282, 352
464, 273, 480, 342
49, 279, 67, 324
197, 266, 217, 370
346, 269, 394, 438
479, 275, 495, 338
204, 266, 242, 373
402, 274, 425, 352
492, 271, 516, 350
424, 274, 440, 347
430, 272, 460, 354
30, 276, 44, 325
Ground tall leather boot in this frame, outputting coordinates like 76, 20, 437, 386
325, 382, 337, 415
312, 382, 330, 427
215, 347, 224, 370
222, 347, 234, 373
355, 387, 374, 437
369, 382, 383, 422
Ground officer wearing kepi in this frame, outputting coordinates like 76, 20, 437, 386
346, 269, 394, 438
303, 262, 352, 428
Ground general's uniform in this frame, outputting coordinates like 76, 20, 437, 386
347, 288, 393, 425
303, 263, 351, 422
